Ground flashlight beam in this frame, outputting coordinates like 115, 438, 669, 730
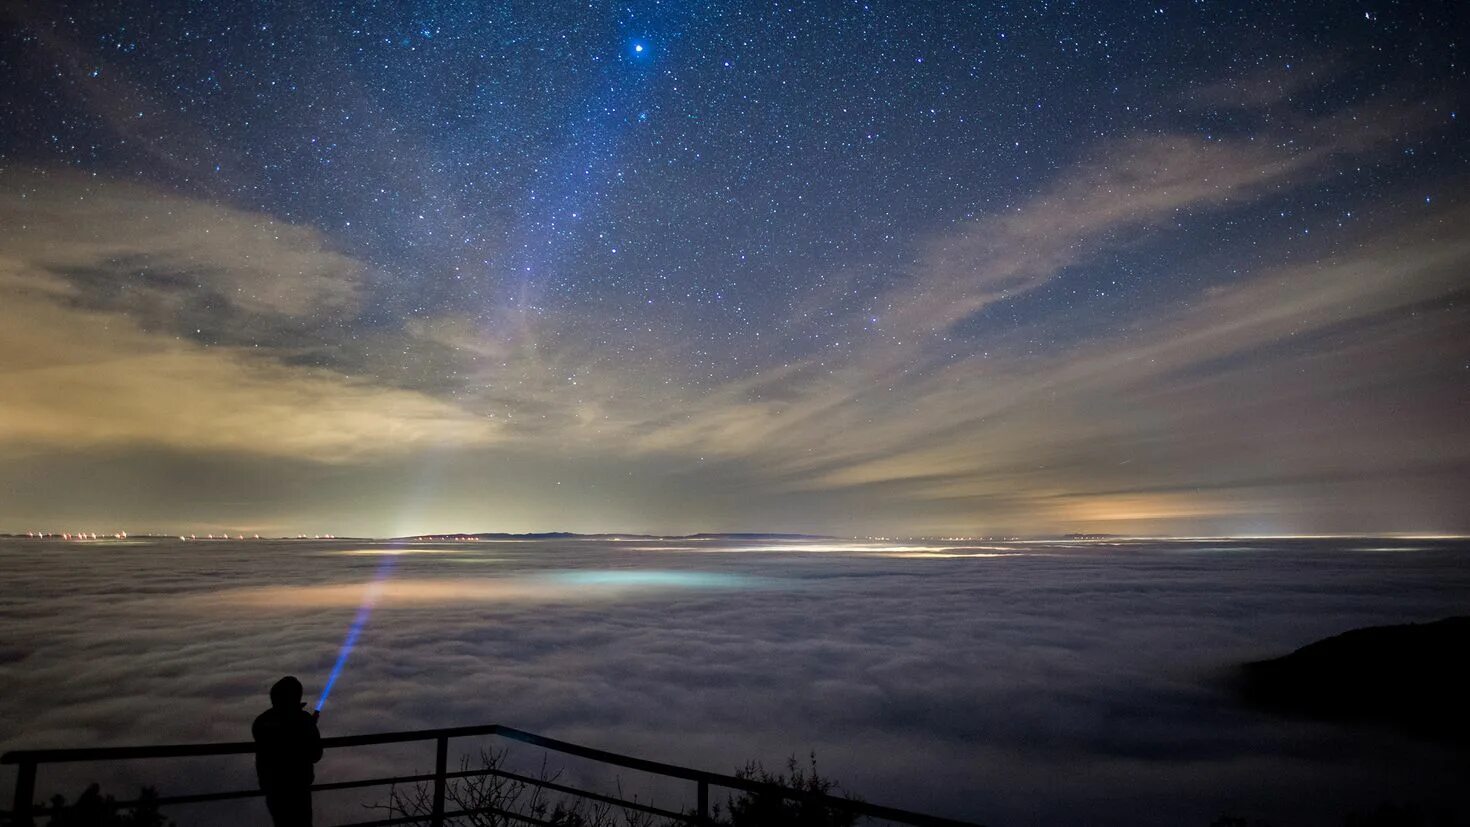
316, 556, 397, 711
316, 602, 370, 711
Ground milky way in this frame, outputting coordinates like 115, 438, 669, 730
0, 2, 1465, 535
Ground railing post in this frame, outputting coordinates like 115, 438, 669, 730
696, 778, 709, 825
430, 734, 448, 827
12, 758, 36, 827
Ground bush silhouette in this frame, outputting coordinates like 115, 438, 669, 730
373, 748, 860, 827
44, 784, 173, 827
715, 754, 859, 827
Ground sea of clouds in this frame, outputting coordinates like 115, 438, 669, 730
1, 537, 1467, 826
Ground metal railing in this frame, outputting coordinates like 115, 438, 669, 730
1, 724, 982, 827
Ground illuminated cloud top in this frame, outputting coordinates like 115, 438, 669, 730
0, 2, 1465, 536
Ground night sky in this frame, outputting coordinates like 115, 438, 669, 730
1, 1, 1465, 537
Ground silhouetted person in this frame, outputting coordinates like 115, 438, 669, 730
253, 676, 322, 827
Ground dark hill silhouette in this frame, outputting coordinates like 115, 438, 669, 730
1236, 616, 1470, 743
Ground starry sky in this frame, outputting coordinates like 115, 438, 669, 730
0, 1, 1466, 537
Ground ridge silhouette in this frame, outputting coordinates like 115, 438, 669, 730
1236, 616, 1470, 743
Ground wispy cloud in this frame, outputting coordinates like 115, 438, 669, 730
1188, 55, 1343, 109
0, 172, 500, 463
0, 170, 364, 320
0, 289, 502, 461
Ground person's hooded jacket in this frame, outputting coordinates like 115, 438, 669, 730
252, 677, 323, 791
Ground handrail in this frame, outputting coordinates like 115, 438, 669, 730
2, 723, 984, 827
1, 722, 511, 763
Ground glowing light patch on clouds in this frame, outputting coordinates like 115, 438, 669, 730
875, 551, 1012, 559
632, 542, 1027, 555
329, 547, 493, 556
210, 570, 766, 609
545, 570, 756, 588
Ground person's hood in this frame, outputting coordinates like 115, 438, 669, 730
269, 676, 304, 709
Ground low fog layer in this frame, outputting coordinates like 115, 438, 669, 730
2, 537, 1467, 826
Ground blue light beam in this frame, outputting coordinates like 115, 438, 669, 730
316, 556, 397, 711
